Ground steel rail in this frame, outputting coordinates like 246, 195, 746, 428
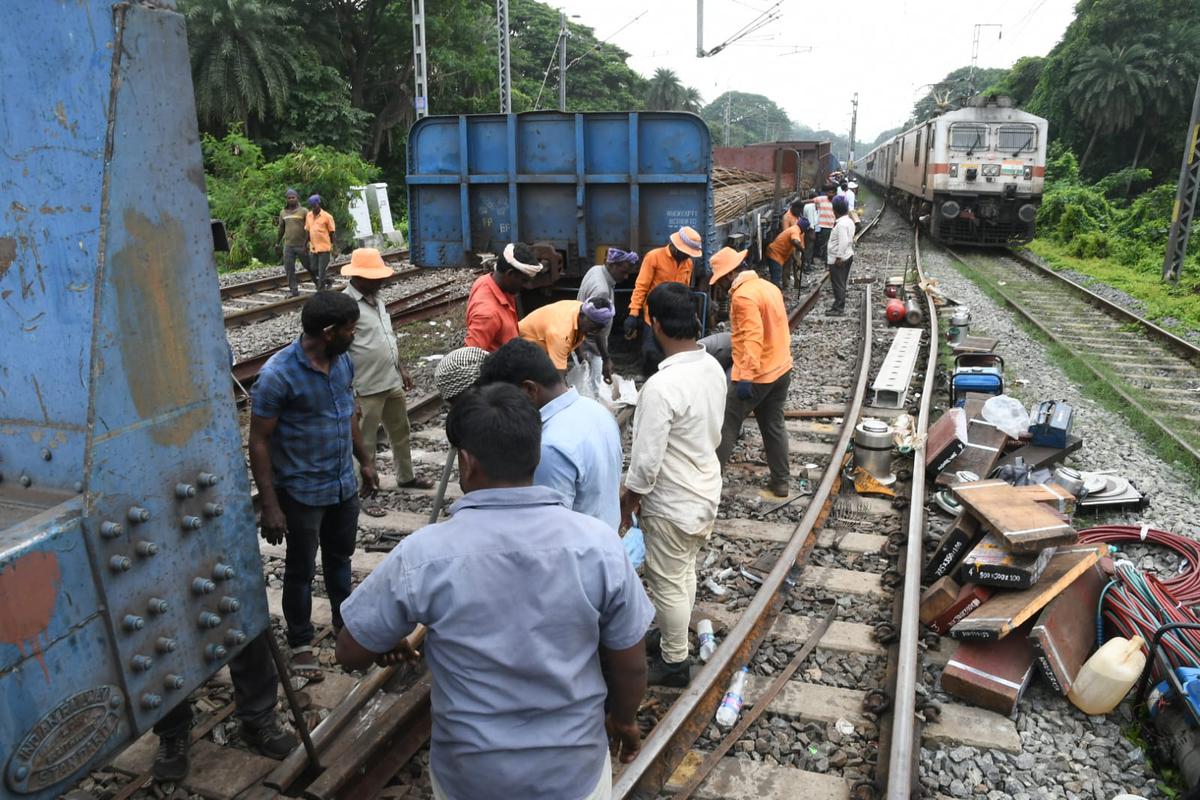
612, 283, 874, 798
219, 252, 411, 301
1005, 249, 1200, 365
884, 227, 939, 798
785, 203, 884, 328
941, 247, 1200, 468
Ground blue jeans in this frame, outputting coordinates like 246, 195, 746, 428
279, 489, 359, 646
154, 633, 278, 734
766, 259, 784, 288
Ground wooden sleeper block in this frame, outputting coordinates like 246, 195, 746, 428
941, 620, 1037, 717
926, 407, 968, 475
926, 582, 993, 636
950, 544, 1105, 641
927, 513, 986, 580
920, 577, 962, 625
952, 479, 1077, 553
957, 532, 1057, 590
1030, 562, 1107, 694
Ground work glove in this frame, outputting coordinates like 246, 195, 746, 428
736, 380, 754, 401
623, 316, 640, 337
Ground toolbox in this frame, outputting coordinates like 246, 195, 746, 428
1030, 400, 1074, 449
951, 354, 1004, 406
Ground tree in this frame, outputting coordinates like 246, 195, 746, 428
683, 87, 704, 114
910, 66, 1007, 123
700, 91, 794, 147
983, 56, 1045, 107
647, 68, 686, 111
1066, 43, 1157, 172
182, 0, 300, 131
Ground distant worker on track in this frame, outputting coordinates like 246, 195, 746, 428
342, 248, 433, 518
464, 242, 543, 352
621, 282, 726, 687
480, 339, 623, 530
811, 186, 837, 264
336, 383, 655, 795
249, 291, 378, 680
518, 297, 613, 376
624, 225, 703, 377
305, 194, 337, 289
801, 197, 820, 272
711, 247, 794, 498
826, 195, 856, 315
276, 188, 312, 296
577, 247, 639, 389
764, 214, 808, 291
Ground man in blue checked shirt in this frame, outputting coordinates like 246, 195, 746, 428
249, 291, 379, 680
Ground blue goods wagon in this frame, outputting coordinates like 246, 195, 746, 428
0, 4, 269, 797
406, 112, 715, 278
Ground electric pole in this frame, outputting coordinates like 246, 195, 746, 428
1163, 72, 1200, 283
969, 23, 1002, 95
497, 0, 512, 113
411, 0, 429, 119
696, 0, 704, 58
559, 11, 568, 112
723, 91, 732, 146
848, 93, 858, 170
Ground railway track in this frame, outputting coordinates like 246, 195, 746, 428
222, 267, 418, 329
938, 246, 1200, 466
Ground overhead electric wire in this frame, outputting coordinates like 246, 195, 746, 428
564, 10, 649, 71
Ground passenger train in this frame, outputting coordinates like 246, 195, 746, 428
858, 97, 1049, 245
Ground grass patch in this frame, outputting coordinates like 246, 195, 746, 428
1027, 239, 1200, 336
944, 252, 1200, 489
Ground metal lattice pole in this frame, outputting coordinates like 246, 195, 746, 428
558, 11, 567, 112
1163, 72, 1200, 284
497, 0, 511, 113
412, 0, 429, 119
848, 92, 858, 169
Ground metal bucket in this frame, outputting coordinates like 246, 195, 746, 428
947, 307, 971, 344
854, 418, 896, 485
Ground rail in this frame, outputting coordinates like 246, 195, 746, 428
786, 203, 885, 328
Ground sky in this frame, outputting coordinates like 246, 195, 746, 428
554, 0, 1078, 143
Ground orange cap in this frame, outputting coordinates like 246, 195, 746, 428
341, 248, 394, 280
709, 247, 748, 285
669, 225, 704, 258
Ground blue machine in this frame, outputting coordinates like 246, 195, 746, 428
406, 112, 714, 276
1, 4, 268, 797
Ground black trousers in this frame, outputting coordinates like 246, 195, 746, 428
716, 371, 792, 484
154, 633, 278, 736
829, 257, 852, 310
815, 228, 831, 262
279, 490, 359, 647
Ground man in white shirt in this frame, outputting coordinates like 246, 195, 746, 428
826, 196, 856, 315
620, 282, 726, 687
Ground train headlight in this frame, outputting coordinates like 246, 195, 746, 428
949, 164, 959, 178
1023, 165, 1034, 180
1018, 203, 1038, 223
982, 163, 1001, 177
940, 201, 961, 220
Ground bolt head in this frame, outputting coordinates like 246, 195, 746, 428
41, 448, 52, 461
14, 766, 29, 781
19, 474, 31, 487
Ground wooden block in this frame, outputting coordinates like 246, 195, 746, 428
956, 533, 1056, 589
941, 620, 1036, 717
920, 577, 962, 625
995, 434, 1083, 471
952, 336, 999, 355
952, 480, 1076, 553
926, 407, 968, 475
927, 513, 985, 580
1012, 483, 1076, 514
927, 582, 993, 636
1031, 563, 1106, 694
950, 544, 1104, 641
935, 418, 1007, 487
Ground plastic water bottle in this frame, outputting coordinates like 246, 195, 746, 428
696, 619, 717, 663
715, 667, 749, 728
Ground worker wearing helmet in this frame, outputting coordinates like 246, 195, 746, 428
623, 226, 703, 377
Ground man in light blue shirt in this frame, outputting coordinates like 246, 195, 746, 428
479, 338, 623, 529
335, 384, 653, 799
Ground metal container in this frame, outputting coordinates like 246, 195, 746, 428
854, 419, 896, 484
947, 307, 971, 344
407, 112, 712, 277
2, 5, 268, 796
1052, 467, 1086, 497
904, 297, 925, 325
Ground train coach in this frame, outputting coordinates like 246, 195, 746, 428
859, 97, 1048, 246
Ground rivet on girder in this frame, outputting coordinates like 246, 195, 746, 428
109, 555, 132, 572
100, 521, 124, 539
135, 541, 159, 557
130, 654, 153, 671
197, 472, 221, 488
164, 674, 185, 690
148, 597, 169, 615
203, 502, 225, 518
212, 563, 235, 581
197, 611, 222, 629
157, 637, 177, 653
127, 506, 150, 523
225, 629, 247, 646
41, 448, 52, 461
192, 578, 215, 595
122, 614, 145, 632
205, 643, 228, 661
140, 693, 162, 709
218, 596, 241, 613
181, 515, 203, 531
175, 483, 196, 499
19, 473, 31, 488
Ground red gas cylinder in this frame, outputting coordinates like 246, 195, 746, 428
885, 298, 906, 323
884, 284, 899, 299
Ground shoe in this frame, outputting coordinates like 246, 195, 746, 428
645, 628, 661, 659
241, 720, 299, 760
152, 731, 190, 783
647, 654, 691, 688
826, 306, 846, 316
768, 479, 790, 498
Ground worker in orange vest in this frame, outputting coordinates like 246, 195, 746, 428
623, 226, 703, 377
709, 247, 794, 498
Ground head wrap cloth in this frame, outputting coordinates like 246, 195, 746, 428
502, 243, 545, 277
435, 347, 488, 402
605, 247, 639, 264
582, 299, 616, 325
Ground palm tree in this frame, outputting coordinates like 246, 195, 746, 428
646, 68, 686, 111
183, 0, 300, 129
1066, 43, 1157, 173
682, 87, 704, 114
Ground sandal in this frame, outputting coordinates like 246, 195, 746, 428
290, 647, 324, 682
362, 502, 389, 518
397, 476, 435, 490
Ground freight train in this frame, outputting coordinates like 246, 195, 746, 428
858, 97, 1048, 245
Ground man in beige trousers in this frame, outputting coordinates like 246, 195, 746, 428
342, 248, 432, 514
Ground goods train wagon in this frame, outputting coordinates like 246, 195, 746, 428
859, 98, 1048, 245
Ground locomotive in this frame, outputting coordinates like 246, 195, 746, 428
858, 97, 1049, 245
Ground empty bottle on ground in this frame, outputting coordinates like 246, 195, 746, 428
715, 666, 749, 728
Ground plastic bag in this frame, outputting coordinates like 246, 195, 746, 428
981, 395, 1030, 439
622, 526, 645, 569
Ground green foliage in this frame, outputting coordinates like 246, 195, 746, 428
1045, 142, 1080, 185
264, 61, 373, 156
646, 69, 701, 112
202, 128, 378, 268
1094, 167, 1153, 198
701, 91, 794, 147
982, 56, 1045, 107
182, 0, 300, 129
1065, 230, 1109, 258
1038, 181, 1113, 241
910, 66, 1007, 123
